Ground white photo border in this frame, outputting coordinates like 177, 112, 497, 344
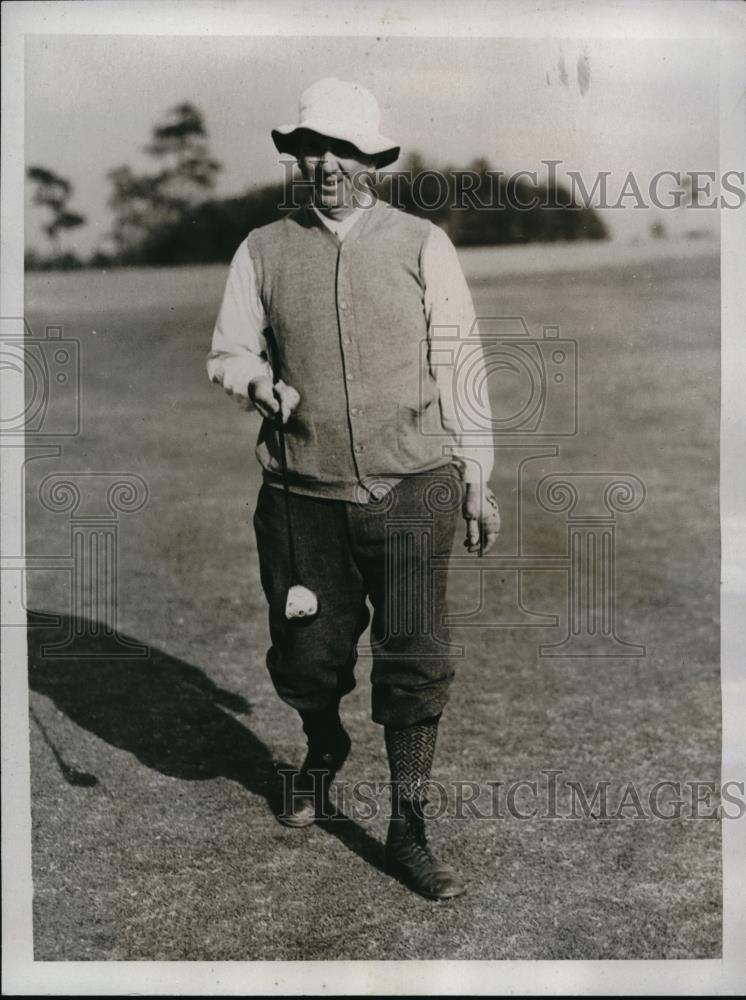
2, 0, 745, 994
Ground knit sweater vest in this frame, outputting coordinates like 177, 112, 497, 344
247, 200, 453, 500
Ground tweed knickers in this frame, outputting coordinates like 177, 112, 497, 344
252, 464, 463, 726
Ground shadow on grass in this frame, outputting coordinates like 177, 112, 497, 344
27, 612, 388, 876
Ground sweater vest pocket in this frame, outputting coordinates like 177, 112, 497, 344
395, 395, 448, 467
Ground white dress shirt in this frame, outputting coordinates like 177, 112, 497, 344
207, 208, 494, 486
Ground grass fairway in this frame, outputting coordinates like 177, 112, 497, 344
24, 247, 721, 960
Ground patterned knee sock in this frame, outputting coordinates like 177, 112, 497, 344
384, 713, 441, 801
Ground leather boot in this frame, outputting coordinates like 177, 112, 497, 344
386, 794, 465, 900
279, 704, 351, 828
384, 715, 466, 899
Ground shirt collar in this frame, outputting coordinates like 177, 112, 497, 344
310, 189, 377, 238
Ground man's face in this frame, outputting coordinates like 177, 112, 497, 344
295, 130, 377, 218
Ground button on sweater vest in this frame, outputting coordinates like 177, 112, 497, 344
248, 200, 453, 500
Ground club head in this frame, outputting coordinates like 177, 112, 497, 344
285, 584, 318, 620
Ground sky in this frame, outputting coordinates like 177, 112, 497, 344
24, 34, 720, 254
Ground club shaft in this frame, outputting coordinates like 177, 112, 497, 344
277, 417, 299, 584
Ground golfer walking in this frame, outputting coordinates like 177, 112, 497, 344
208, 78, 499, 899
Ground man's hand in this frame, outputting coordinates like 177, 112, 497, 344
462, 484, 501, 555
248, 376, 301, 424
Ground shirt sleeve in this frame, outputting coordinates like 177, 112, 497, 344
206, 238, 273, 411
422, 224, 495, 487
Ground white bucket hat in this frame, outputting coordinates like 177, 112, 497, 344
272, 77, 400, 168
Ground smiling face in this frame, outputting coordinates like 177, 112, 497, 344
295, 130, 377, 219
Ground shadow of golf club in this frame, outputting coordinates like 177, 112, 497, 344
29, 703, 99, 788
27, 612, 388, 876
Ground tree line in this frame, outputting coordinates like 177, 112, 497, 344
26, 103, 607, 270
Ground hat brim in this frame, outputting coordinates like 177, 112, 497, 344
271, 123, 400, 169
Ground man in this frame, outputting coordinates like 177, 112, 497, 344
207, 78, 499, 900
